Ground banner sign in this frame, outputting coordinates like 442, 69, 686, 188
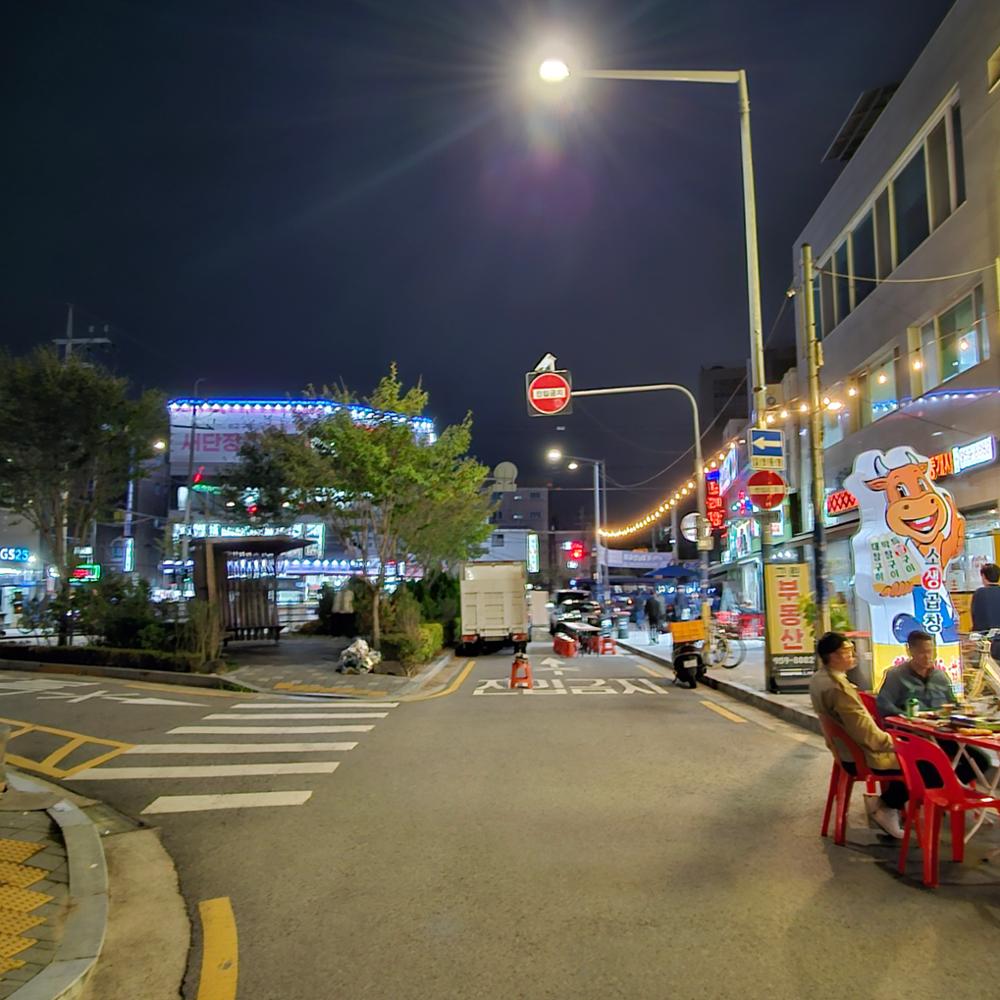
764, 563, 815, 675
845, 447, 965, 694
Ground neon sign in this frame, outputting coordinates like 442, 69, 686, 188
0, 547, 31, 563
706, 471, 724, 533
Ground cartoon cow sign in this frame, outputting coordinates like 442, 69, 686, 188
845, 446, 966, 691
861, 449, 965, 597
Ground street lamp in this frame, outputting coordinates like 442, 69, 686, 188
536, 59, 767, 424
153, 439, 166, 452
547, 448, 607, 599
538, 58, 570, 83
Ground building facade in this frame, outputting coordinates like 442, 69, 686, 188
791, 0, 1000, 628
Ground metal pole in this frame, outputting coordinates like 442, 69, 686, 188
592, 461, 602, 602
600, 461, 608, 595
180, 378, 206, 576
737, 70, 768, 429
803, 244, 831, 634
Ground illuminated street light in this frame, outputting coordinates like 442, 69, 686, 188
546, 448, 563, 463
153, 439, 167, 451
568, 460, 579, 470
539, 58, 570, 83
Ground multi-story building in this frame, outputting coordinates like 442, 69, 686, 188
489, 487, 549, 530
791, 0, 1000, 627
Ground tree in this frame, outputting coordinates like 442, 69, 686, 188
226, 366, 493, 647
0, 349, 165, 640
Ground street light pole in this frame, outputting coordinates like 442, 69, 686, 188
180, 377, 206, 576
572, 382, 709, 615
563, 66, 768, 426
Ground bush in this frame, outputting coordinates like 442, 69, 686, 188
401, 572, 460, 645
0, 644, 200, 672
381, 622, 444, 673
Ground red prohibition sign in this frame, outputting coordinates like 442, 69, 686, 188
526, 371, 572, 416
747, 470, 787, 510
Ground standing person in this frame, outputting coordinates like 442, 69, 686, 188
971, 563, 1000, 660
810, 632, 905, 838
644, 591, 663, 644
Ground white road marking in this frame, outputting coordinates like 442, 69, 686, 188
141, 790, 313, 814
202, 712, 388, 720
231, 702, 399, 709
168, 725, 375, 735
72, 762, 340, 780
125, 742, 358, 754
118, 696, 207, 707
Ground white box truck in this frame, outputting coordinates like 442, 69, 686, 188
459, 561, 529, 654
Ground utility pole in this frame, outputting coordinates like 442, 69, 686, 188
52, 304, 111, 362
802, 244, 831, 635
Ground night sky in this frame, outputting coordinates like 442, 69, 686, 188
3, 0, 955, 527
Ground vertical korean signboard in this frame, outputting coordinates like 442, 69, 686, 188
764, 563, 815, 682
845, 447, 965, 695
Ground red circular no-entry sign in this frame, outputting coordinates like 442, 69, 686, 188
748, 470, 787, 510
526, 371, 572, 416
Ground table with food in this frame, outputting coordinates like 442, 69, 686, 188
885, 701, 1000, 842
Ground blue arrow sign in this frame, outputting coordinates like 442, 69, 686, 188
749, 428, 785, 470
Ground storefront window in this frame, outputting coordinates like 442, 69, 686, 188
867, 357, 898, 421
938, 288, 983, 381
823, 407, 845, 447
946, 509, 1000, 593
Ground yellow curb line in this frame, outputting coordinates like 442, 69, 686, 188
197, 897, 238, 1000
636, 663, 669, 678
404, 660, 476, 702
700, 700, 748, 724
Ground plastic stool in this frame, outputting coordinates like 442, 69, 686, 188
598, 637, 616, 655
509, 654, 533, 690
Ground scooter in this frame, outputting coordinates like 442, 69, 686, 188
671, 642, 706, 689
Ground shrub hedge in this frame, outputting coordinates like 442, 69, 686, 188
0, 644, 200, 673
380, 622, 444, 671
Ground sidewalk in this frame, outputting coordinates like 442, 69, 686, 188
617, 627, 821, 735
0, 770, 107, 1000
225, 634, 452, 698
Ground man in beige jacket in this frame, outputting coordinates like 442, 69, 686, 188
809, 632, 905, 838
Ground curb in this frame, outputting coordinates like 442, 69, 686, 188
617, 639, 821, 736
6, 770, 108, 1000
397, 650, 455, 698
0, 658, 249, 692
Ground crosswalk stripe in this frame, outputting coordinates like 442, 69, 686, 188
72, 762, 341, 780
125, 742, 358, 754
202, 712, 388, 720
168, 725, 374, 735
142, 791, 313, 814
231, 702, 399, 709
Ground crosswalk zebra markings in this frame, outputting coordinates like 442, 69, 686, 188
124, 742, 358, 754
141, 791, 313, 814
72, 761, 341, 780
202, 712, 388, 720
168, 725, 375, 735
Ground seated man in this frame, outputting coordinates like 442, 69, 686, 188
876, 630, 956, 717
810, 632, 904, 838
878, 629, 988, 785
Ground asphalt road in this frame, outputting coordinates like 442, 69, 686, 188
2, 647, 1000, 999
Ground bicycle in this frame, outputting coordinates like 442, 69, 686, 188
962, 629, 1000, 701
705, 617, 746, 669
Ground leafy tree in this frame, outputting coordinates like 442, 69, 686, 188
0, 349, 165, 640
226, 366, 493, 647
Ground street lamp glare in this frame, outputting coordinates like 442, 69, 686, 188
153, 439, 167, 451
546, 447, 563, 463
539, 58, 570, 83
567, 460, 579, 470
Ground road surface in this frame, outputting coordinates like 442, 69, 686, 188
1, 644, 998, 999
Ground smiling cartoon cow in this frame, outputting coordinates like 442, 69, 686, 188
864, 449, 965, 598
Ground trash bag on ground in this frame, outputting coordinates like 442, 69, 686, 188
337, 638, 382, 674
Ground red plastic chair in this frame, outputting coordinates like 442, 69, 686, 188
819, 716, 895, 845
857, 691, 886, 730
890, 731, 1000, 887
